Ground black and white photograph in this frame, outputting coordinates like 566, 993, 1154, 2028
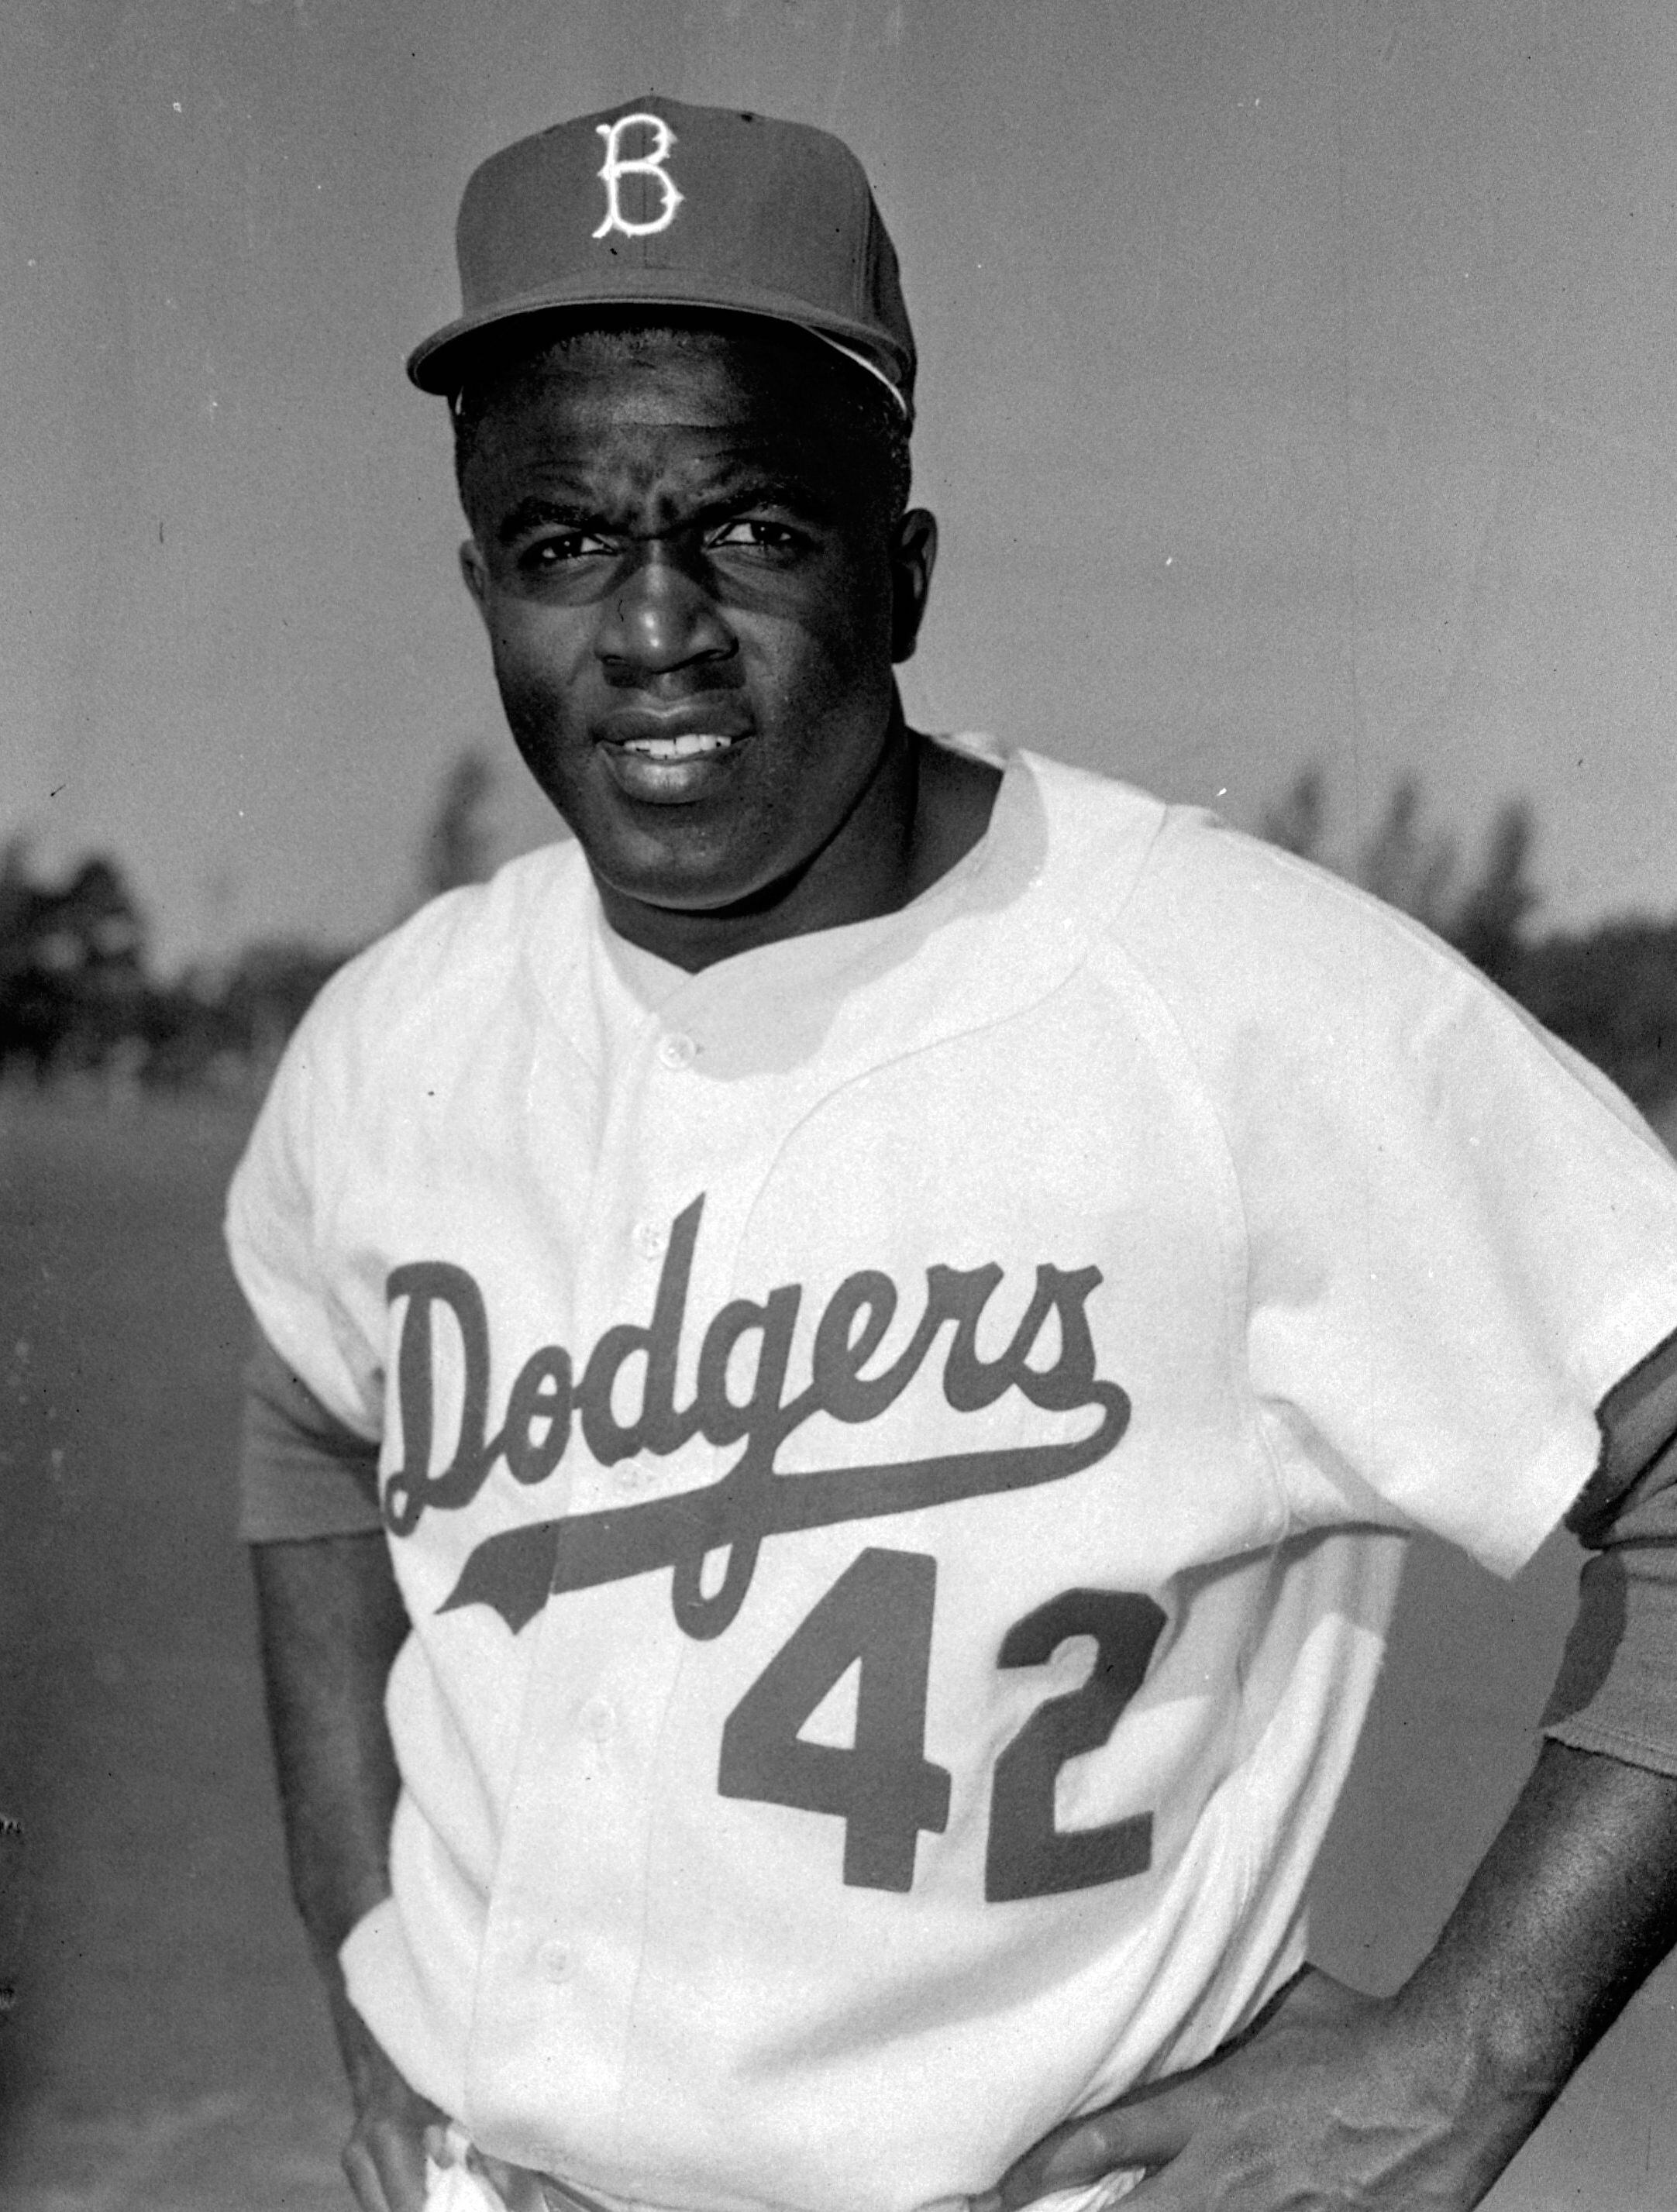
6, 5, 1677, 2208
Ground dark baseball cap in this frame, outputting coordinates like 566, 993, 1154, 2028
407, 95, 916, 417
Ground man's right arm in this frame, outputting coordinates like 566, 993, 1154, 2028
251, 1533, 443, 2212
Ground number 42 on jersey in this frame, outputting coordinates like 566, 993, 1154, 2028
718, 1546, 1166, 1901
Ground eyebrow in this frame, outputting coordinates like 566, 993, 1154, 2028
491, 466, 838, 549
493, 494, 593, 547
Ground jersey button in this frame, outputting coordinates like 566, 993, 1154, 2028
632, 1220, 669, 1260
656, 1030, 698, 1071
578, 1695, 616, 1742
536, 1939, 573, 1983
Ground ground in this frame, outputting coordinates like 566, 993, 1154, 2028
0, 1089, 1673, 2210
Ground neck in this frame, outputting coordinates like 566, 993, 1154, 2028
596, 715, 1000, 974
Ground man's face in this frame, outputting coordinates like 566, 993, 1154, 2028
457, 325, 935, 956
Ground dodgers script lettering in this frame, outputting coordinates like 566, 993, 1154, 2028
385, 1195, 1131, 1637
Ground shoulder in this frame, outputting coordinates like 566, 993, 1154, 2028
228, 838, 591, 1269
991, 744, 1442, 998
293, 838, 588, 1082
1080, 791, 1488, 1037
1069, 796, 1670, 1168
990, 751, 1635, 1123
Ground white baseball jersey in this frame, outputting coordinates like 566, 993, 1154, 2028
226, 738, 1677, 2212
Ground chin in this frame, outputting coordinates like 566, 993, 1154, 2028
594, 839, 765, 916
618, 868, 773, 919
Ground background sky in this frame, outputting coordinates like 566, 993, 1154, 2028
6, 0, 1677, 970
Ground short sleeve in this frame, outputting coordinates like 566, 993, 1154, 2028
223, 971, 386, 1443
1121, 817, 1677, 1577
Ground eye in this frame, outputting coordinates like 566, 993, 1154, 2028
706, 518, 804, 556
516, 529, 611, 573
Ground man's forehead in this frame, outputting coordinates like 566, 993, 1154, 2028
470, 316, 840, 410
466, 325, 859, 461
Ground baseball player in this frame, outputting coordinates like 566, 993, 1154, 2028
229, 98, 1677, 2212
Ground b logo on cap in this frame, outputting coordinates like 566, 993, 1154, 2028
593, 113, 684, 240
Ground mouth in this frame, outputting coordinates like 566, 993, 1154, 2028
597, 710, 750, 804
618, 731, 735, 761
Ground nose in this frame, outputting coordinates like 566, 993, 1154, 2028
594, 542, 734, 683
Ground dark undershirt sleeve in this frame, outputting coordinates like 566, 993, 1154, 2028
238, 1328, 384, 1544
1542, 1328, 1677, 1778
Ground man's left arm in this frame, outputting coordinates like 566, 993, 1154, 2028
980, 1740, 1677, 2211
979, 1343, 1677, 2212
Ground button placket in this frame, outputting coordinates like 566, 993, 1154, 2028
626, 1030, 698, 1275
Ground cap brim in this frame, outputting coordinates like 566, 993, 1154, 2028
407, 280, 911, 416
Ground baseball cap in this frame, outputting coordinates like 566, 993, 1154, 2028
407, 95, 915, 417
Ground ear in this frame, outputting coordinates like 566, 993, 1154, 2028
459, 537, 491, 626
889, 507, 938, 664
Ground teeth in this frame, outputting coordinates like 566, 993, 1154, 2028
621, 732, 735, 759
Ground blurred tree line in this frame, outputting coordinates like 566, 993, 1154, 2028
6, 752, 1677, 1113
0, 750, 498, 1093
0, 833, 350, 1092
1261, 766, 1677, 1111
